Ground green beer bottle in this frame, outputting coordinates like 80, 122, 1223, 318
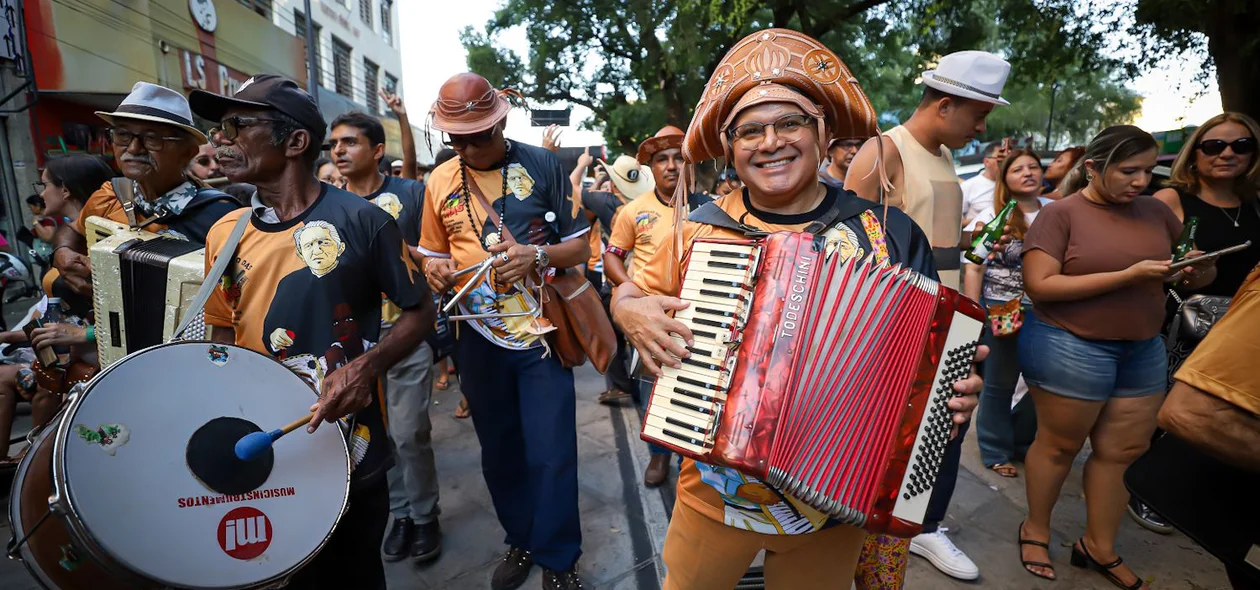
965, 199, 1019, 264
1172, 216, 1199, 262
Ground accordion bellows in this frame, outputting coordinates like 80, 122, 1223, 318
87, 217, 206, 368
642, 233, 984, 536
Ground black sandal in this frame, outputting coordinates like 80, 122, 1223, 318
1018, 521, 1056, 580
1071, 538, 1144, 590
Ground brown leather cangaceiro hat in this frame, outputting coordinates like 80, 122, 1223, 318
429, 73, 513, 135
683, 28, 879, 165
636, 125, 685, 164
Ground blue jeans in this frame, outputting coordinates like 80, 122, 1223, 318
1019, 312, 1166, 401
456, 328, 582, 571
976, 301, 1032, 467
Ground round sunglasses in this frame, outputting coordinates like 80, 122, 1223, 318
1197, 137, 1256, 156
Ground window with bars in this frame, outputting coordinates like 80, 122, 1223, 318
332, 37, 353, 97
380, 0, 393, 45
235, 0, 272, 18
364, 59, 380, 113
359, 0, 373, 27
293, 10, 323, 85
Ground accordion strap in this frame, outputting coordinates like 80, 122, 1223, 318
111, 178, 140, 229
688, 190, 859, 237
171, 211, 252, 341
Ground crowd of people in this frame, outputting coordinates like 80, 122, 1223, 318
1, 23, 1257, 590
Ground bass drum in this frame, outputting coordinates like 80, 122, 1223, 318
8, 342, 351, 589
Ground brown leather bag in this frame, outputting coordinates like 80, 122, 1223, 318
464, 177, 616, 371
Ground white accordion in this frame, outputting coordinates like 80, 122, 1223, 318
86, 216, 207, 368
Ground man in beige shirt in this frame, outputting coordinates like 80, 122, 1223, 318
847, 50, 1011, 291
846, 50, 1011, 582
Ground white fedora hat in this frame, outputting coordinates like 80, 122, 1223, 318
96, 81, 208, 143
921, 51, 1011, 106
599, 155, 655, 200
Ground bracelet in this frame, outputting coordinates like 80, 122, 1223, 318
86, 325, 95, 343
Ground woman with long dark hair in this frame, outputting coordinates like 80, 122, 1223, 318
1015, 125, 1217, 589
38, 154, 114, 221
1041, 146, 1084, 200
964, 148, 1052, 478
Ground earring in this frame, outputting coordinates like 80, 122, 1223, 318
1085, 172, 1093, 182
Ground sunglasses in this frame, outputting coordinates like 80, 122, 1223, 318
442, 129, 496, 149
1197, 137, 1256, 156
209, 116, 286, 145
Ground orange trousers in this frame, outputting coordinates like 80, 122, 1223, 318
662, 500, 866, 589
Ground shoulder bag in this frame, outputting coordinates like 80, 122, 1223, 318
464, 179, 616, 371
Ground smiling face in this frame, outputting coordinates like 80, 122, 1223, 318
1003, 154, 1044, 198
729, 102, 821, 207
1194, 121, 1255, 183
1087, 148, 1159, 204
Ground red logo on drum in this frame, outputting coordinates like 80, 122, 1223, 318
217, 507, 272, 560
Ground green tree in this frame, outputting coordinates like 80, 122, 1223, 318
463, 0, 1140, 153
1129, 0, 1260, 123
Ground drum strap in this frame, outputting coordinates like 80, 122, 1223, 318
171, 212, 253, 341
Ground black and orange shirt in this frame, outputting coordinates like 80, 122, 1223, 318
419, 141, 590, 350
204, 184, 426, 489
363, 175, 425, 327
76, 179, 241, 243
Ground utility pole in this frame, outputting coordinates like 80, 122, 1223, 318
303, 0, 319, 109
1044, 80, 1061, 151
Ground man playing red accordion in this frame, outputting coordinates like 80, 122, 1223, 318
610, 29, 987, 588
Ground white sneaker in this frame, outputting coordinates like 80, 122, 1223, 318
909, 528, 980, 580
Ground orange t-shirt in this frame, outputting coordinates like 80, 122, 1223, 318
75, 179, 240, 244
632, 189, 895, 535
1176, 264, 1260, 416
608, 193, 677, 277
586, 219, 604, 271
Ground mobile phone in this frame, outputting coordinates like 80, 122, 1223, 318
1168, 241, 1252, 271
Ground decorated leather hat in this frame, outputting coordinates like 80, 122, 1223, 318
683, 28, 879, 164
429, 73, 512, 135
636, 125, 685, 164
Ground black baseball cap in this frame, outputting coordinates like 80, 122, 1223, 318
189, 74, 327, 144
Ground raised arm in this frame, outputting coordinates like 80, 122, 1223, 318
380, 89, 417, 180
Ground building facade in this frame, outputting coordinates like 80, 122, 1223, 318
271, 0, 425, 163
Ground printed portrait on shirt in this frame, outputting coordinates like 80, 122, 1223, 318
294, 220, 346, 277
373, 193, 404, 219
506, 163, 536, 200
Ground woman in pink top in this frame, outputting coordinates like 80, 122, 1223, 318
1015, 126, 1217, 589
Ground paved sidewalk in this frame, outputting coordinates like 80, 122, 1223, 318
0, 361, 1234, 589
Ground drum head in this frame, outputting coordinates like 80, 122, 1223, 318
54, 342, 350, 589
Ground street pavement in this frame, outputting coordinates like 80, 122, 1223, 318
0, 362, 1234, 589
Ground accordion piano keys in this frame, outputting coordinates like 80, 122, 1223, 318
640, 233, 986, 537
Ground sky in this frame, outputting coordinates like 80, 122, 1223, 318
399, 3, 1223, 158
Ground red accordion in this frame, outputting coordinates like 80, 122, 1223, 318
641, 232, 985, 537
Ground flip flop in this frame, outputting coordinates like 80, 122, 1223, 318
989, 462, 1018, 477
454, 398, 471, 419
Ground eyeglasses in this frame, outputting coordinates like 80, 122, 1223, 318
109, 128, 186, 151
832, 139, 863, 150
209, 116, 286, 144
442, 129, 496, 149
32, 181, 47, 193
1197, 138, 1256, 156
727, 114, 816, 148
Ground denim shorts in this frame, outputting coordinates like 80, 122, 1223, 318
1018, 312, 1167, 401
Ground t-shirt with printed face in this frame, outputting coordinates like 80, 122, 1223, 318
419, 141, 590, 350
203, 184, 427, 490
364, 175, 425, 327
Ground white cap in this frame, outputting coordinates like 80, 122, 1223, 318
391, 159, 403, 168
921, 51, 1011, 105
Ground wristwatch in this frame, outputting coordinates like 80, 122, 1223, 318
533, 245, 550, 269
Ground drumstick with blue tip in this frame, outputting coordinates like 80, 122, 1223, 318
234, 413, 314, 461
